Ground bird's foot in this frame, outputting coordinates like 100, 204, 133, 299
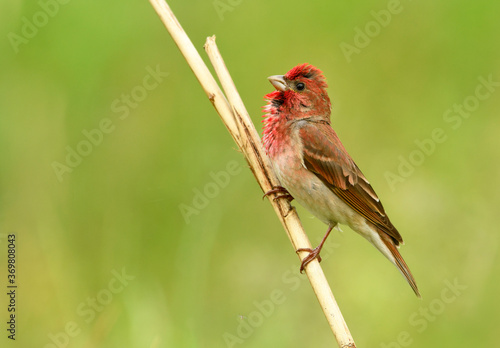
296, 225, 334, 273
296, 247, 323, 273
262, 186, 294, 202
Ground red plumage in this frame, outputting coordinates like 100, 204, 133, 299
262, 63, 420, 297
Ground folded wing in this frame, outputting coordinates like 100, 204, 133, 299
298, 121, 403, 245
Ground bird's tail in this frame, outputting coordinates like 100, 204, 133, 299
378, 232, 421, 298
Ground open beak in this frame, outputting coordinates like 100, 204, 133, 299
268, 75, 287, 92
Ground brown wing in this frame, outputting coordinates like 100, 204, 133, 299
298, 121, 403, 244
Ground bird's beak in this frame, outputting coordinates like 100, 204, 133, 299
268, 75, 287, 92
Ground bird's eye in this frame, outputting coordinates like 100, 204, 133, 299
296, 82, 305, 91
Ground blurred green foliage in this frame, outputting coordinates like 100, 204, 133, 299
0, 0, 499, 347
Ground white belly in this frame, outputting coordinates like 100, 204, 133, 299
268, 142, 398, 270
271, 151, 375, 242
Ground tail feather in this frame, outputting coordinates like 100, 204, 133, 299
379, 233, 421, 298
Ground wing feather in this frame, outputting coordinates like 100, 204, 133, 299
298, 122, 403, 244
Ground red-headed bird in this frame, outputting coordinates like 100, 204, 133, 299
262, 63, 420, 297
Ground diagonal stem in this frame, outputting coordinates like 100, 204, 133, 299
148, 1, 356, 347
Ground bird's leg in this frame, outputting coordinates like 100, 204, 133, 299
296, 225, 334, 273
262, 186, 294, 202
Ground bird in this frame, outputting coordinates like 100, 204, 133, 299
262, 63, 420, 297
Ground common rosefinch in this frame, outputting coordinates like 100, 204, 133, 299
262, 63, 420, 297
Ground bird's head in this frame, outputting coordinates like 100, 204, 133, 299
265, 63, 331, 121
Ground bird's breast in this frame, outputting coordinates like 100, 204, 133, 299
269, 133, 362, 228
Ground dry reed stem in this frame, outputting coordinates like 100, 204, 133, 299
149, 1, 356, 347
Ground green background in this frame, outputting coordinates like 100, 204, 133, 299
1, 0, 499, 347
